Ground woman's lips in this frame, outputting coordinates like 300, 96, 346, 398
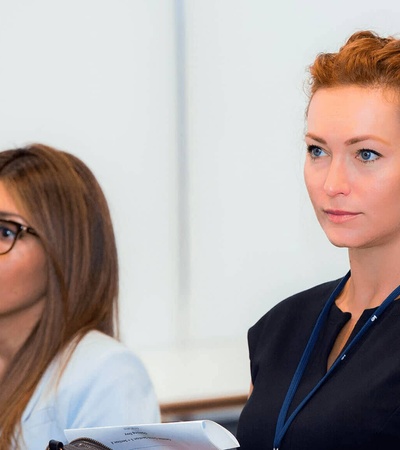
323, 209, 361, 224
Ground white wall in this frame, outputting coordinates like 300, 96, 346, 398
1, 0, 400, 403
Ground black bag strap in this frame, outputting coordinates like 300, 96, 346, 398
47, 438, 112, 450
48, 440, 64, 450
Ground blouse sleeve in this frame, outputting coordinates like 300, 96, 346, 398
54, 332, 160, 430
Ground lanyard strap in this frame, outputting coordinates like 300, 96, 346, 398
273, 272, 400, 449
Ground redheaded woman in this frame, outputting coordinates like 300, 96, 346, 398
237, 31, 400, 449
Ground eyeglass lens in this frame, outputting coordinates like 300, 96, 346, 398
0, 220, 20, 255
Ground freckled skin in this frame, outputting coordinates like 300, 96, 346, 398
304, 86, 400, 251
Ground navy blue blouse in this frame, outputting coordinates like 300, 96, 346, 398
236, 279, 400, 449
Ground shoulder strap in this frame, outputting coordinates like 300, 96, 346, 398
48, 440, 64, 450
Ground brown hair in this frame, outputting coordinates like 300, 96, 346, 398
308, 30, 400, 98
0, 143, 119, 448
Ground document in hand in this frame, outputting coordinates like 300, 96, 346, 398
64, 420, 240, 450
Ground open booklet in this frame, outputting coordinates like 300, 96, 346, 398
64, 420, 240, 450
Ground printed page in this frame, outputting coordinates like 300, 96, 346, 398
64, 420, 240, 450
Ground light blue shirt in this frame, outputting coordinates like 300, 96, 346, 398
19, 331, 160, 450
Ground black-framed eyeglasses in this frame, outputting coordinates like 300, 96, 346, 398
0, 219, 38, 255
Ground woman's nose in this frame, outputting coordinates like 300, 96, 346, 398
323, 159, 351, 197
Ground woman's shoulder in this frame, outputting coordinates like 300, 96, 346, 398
249, 277, 343, 341
21, 333, 159, 445
58, 330, 148, 385
52, 330, 159, 424
70, 330, 136, 359
271, 278, 342, 314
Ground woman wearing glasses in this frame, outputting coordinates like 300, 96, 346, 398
237, 30, 400, 449
0, 144, 160, 449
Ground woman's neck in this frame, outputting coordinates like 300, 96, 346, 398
339, 245, 400, 314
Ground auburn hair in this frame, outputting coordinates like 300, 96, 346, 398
0, 144, 119, 448
308, 30, 400, 97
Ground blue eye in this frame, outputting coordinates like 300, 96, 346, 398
307, 145, 327, 159
357, 149, 380, 162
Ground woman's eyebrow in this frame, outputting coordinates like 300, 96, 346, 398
305, 133, 327, 144
305, 133, 390, 146
344, 135, 390, 145
0, 211, 26, 221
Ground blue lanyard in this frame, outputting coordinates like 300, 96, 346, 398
273, 271, 400, 450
